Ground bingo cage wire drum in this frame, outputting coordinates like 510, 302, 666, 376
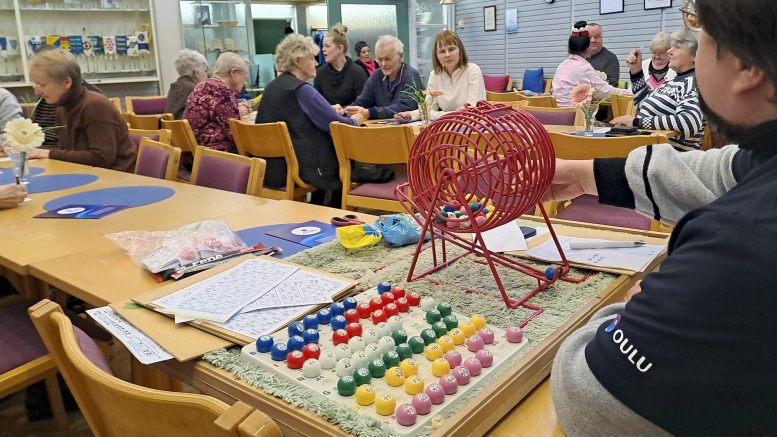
395, 101, 589, 310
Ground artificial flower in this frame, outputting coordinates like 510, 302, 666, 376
4, 118, 44, 152
569, 83, 593, 108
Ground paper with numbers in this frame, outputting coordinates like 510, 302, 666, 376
86, 306, 173, 364
527, 236, 665, 272
213, 305, 315, 339
240, 270, 348, 313
152, 258, 299, 322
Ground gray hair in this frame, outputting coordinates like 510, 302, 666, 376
274, 34, 319, 73
174, 49, 208, 78
212, 52, 248, 78
671, 29, 699, 56
650, 32, 672, 52
28, 48, 81, 83
375, 35, 404, 56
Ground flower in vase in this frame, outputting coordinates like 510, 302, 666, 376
4, 118, 44, 152
569, 83, 593, 108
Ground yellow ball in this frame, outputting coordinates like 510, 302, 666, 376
424, 343, 444, 361
385, 366, 406, 387
449, 328, 466, 345
399, 358, 418, 377
431, 357, 451, 377
375, 393, 396, 416
437, 335, 455, 352
404, 375, 425, 395
355, 384, 376, 406
460, 320, 476, 337
471, 314, 487, 330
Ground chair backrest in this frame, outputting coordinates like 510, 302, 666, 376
544, 78, 553, 94
20, 102, 36, 118
485, 91, 525, 102
190, 146, 266, 196
128, 128, 172, 146
125, 96, 168, 115
29, 299, 281, 437
125, 113, 174, 130
522, 95, 557, 108
549, 132, 668, 160
135, 137, 182, 181
483, 74, 511, 92
611, 94, 636, 118
523, 106, 583, 127
161, 119, 200, 155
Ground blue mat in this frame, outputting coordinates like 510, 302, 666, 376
27, 174, 99, 194
236, 224, 309, 258
0, 167, 44, 184
44, 186, 175, 211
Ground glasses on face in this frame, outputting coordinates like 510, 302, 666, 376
679, 0, 701, 31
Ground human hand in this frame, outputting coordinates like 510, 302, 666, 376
344, 105, 362, 116
541, 159, 597, 203
332, 104, 344, 115
610, 115, 636, 127
26, 148, 50, 159
624, 280, 642, 303
626, 49, 643, 75
0, 184, 28, 209
238, 101, 252, 117
350, 112, 366, 125
394, 112, 412, 123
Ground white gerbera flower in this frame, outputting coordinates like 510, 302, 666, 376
4, 118, 44, 152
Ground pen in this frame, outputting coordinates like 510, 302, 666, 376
569, 240, 645, 250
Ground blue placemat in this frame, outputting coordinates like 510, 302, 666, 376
43, 186, 175, 211
0, 167, 44, 184
236, 224, 309, 258
27, 174, 99, 194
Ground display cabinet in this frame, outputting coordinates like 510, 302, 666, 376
179, 0, 252, 66
412, 0, 452, 85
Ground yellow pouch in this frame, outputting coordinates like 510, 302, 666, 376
336, 224, 382, 249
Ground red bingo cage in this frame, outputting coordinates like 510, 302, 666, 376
395, 101, 589, 310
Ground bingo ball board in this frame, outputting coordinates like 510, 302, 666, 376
240, 284, 528, 435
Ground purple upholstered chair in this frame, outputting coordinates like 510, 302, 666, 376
190, 146, 266, 196
555, 194, 652, 230
126, 96, 168, 115
524, 107, 579, 126
135, 137, 182, 181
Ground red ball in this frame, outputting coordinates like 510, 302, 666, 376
369, 297, 384, 312
346, 322, 363, 338
392, 287, 406, 299
384, 303, 399, 317
332, 329, 350, 345
395, 297, 410, 312
302, 343, 321, 360
286, 350, 305, 369
371, 309, 388, 324
344, 308, 360, 323
406, 292, 421, 306
380, 292, 396, 305
357, 302, 372, 319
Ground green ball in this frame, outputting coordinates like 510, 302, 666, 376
353, 367, 372, 386
368, 359, 387, 378
337, 375, 357, 396
408, 336, 426, 353
442, 314, 458, 330
432, 321, 448, 337
382, 350, 401, 368
425, 309, 442, 324
436, 303, 453, 317
391, 329, 408, 345
395, 343, 413, 360
420, 328, 438, 345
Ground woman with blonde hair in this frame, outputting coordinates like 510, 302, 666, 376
314, 23, 368, 108
184, 51, 248, 152
257, 34, 364, 206
395, 30, 485, 122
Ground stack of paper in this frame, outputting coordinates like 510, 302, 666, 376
526, 236, 665, 272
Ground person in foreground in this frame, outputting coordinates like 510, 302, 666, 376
549, 0, 777, 434
257, 34, 363, 206
26, 49, 136, 172
0, 184, 27, 209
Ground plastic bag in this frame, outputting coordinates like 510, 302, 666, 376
374, 213, 430, 247
105, 220, 246, 273
336, 224, 382, 249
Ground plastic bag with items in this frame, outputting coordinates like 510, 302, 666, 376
336, 224, 382, 249
374, 213, 430, 247
105, 220, 246, 273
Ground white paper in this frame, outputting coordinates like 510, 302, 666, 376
527, 236, 665, 272
213, 305, 314, 339
241, 270, 347, 313
480, 221, 528, 252
86, 307, 173, 365
152, 258, 298, 323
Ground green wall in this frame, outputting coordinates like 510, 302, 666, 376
326, 0, 409, 48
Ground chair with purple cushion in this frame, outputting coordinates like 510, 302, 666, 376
29, 299, 282, 437
190, 146, 266, 196
125, 113, 174, 130
523, 106, 583, 126
125, 96, 168, 115
135, 137, 182, 181
128, 128, 172, 147
331, 122, 413, 212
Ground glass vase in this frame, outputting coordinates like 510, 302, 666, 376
582, 104, 599, 136
12, 151, 29, 185
420, 105, 430, 125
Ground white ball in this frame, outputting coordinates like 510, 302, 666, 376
335, 358, 354, 377
420, 297, 437, 312
387, 315, 403, 331
302, 359, 321, 378
378, 336, 396, 354
348, 336, 366, 352
362, 328, 380, 344
319, 351, 337, 370
334, 343, 352, 360
364, 343, 382, 360
375, 322, 391, 338
351, 350, 369, 369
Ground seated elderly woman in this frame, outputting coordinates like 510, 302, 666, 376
614, 30, 703, 150
257, 34, 364, 206
314, 24, 367, 108
0, 87, 21, 134
345, 35, 422, 120
185, 52, 250, 153
552, 21, 631, 108
26, 49, 136, 172
395, 30, 485, 123
166, 49, 209, 119
630, 32, 677, 90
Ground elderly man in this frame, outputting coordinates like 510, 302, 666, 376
548, 0, 777, 435
586, 23, 620, 87
345, 35, 422, 120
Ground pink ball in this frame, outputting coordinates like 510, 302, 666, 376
463, 357, 482, 376
466, 334, 484, 352
506, 326, 524, 343
475, 215, 487, 227
411, 393, 433, 415
446, 220, 459, 229
439, 374, 459, 394
444, 350, 462, 367
478, 328, 495, 344
424, 383, 446, 404
395, 403, 418, 426
452, 366, 471, 385
475, 349, 494, 368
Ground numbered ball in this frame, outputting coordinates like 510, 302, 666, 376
342, 296, 358, 310
303, 314, 319, 329
364, 343, 382, 361
431, 357, 451, 377
287, 321, 305, 337
448, 328, 466, 345
408, 336, 426, 354
335, 358, 355, 377
424, 344, 444, 361
395, 403, 418, 426
425, 383, 446, 404
334, 343, 352, 360
436, 303, 452, 317
399, 358, 418, 377
436, 335, 455, 352
459, 320, 476, 337
330, 302, 346, 316
319, 351, 337, 370
443, 350, 462, 368
302, 359, 321, 378
412, 393, 433, 415
362, 328, 379, 345
332, 329, 349, 346
331, 315, 348, 331
452, 366, 471, 385
344, 309, 360, 324
350, 350, 369, 369
353, 367, 372, 386
377, 281, 392, 294
375, 393, 396, 416
348, 336, 366, 352
303, 329, 320, 344
476, 349, 494, 368
316, 308, 332, 325
368, 359, 387, 378
470, 314, 487, 330
439, 374, 459, 395
337, 375, 357, 396
463, 357, 482, 376
420, 297, 437, 312
375, 322, 391, 338
387, 315, 403, 331
286, 350, 305, 369
478, 327, 495, 345
255, 335, 273, 353
425, 309, 442, 324
302, 343, 321, 360
506, 326, 524, 343
270, 343, 289, 361
386, 366, 406, 387
466, 335, 485, 352
355, 384, 376, 406
378, 336, 396, 354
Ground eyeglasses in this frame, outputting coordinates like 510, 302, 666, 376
679, 0, 701, 32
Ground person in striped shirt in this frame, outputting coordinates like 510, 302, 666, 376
613, 30, 704, 150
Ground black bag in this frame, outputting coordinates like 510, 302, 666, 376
351, 161, 395, 183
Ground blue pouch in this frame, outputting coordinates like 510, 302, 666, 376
374, 214, 430, 247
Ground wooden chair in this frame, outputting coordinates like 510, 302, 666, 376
611, 94, 636, 118
522, 95, 557, 108
125, 96, 168, 115
505, 79, 514, 92
522, 105, 583, 127
160, 119, 200, 156
544, 79, 553, 94
135, 138, 182, 181
29, 299, 282, 437
229, 119, 315, 200
128, 128, 172, 145
485, 91, 524, 102
191, 146, 266, 196
331, 122, 413, 212
125, 113, 174, 130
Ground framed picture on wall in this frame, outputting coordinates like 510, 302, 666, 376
600, 0, 624, 14
194, 5, 212, 27
644, 0, 672, 9
484, 6, 496, 32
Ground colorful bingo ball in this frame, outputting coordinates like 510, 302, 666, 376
387, 315, 403, 332
406, 292, 421, 306
425, 309, 442, 324
344, 309, 360, 324
545, 266, 557, 281
362, 328, 379, 345
364, 343, 382, 360
444, 350, 463, 368
375, 322, 391, 338
371, 310, 388, 324
270, 343, 289, 361
420, 297, 437, 312
452, 366, 471, 385
476, 349, 494, 368
287, 335, 305, 351
425, 383, 446, 404
448, 328, 466, 345
378, 336, 396, 354
466, 335, 485, 352
348, 336, 366, 352
439, 374, 459, 394
286, 350, 305, 369
255, 335, 273, 353
391, 287, 406, 299
303, 314, 319, 329
478, 328, 495, 344
331, 315, 347, 331
386, 366, 406, 387
420, 329, 438, 345
436, 303, 452, 317
332, 329, 350, 346
375, 394, 396, 416
431, 357, 451, 377
302, 358, 321, 378
330, 302, 346, 316
436, 336, 455, 352
302, 343, 321, 360
395, 343, 413, 360
377, 282, 392, 294
355, 384, 376, 406
380, 292, 396, 305
412, 393, 433, 415
287, 321, 305, 337
424, 344, 444, 361
336, 358, 355, 377
470, 314, 487, 330
316, 308, 332, 325
382, 350, 401, 368
346, 322, 363, 338
463, 357, 483, 376
368, 359, 387, 378
396, 403, 417, 426
432, 321, 449, 337
408, 336, 426, 354
369, 297, 384, 312
334, 343, 352, 360
459, 320, 476, 337
442, 315, 459, 330
391, 330, 408, 346
399, 358, 418, 377
320, 351, 337, 369
337, 375, 357, 396
357, 302, 372, 319
506, 326, 524, 343
395, 297, 410, 312
342, 296, 358, 310
384, 303, 399, 317
351, 351, 369, 369
303, 329, 320, 344
353, 367, 372, 386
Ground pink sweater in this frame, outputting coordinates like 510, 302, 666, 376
552, 55, 631, 107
